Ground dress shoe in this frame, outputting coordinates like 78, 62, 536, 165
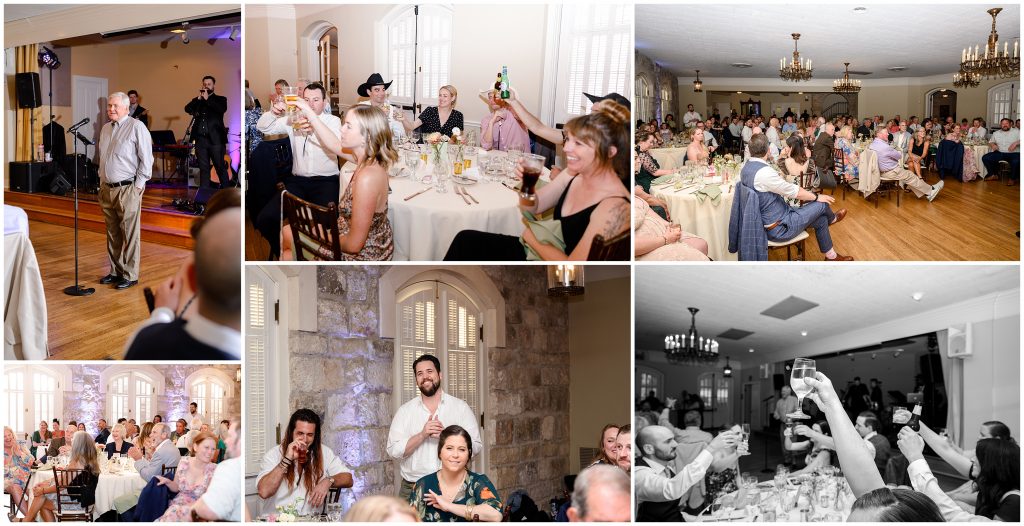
114, 279, 139, 290
830, 209, 848, 226
99, 274, 119, 284
825, 254, 855, 261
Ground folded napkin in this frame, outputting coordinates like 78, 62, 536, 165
692, 183, 722, 206
460, 167, 482, 180
651, 173, 676, 185
520, 211, 565, 260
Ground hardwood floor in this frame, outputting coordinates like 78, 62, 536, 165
27, 220, 191, 360
769, 170, 1020, 261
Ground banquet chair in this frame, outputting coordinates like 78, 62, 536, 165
320, 486, 342, 515
587, 230, 630, 261
870, 179, 901, 208
161, 464, 177, 480
832, 147, 854, 199
53, 467, 97, 522
279, 182, 342, 261
767, 230, 808, 261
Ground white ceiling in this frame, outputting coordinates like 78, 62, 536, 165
635, 4, 1021, 79
635, 265, 1018, 364
3, 5, 78, 23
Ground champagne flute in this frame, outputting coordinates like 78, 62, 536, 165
787, 358, 815, 419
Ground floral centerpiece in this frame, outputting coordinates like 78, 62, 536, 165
266, 499, 303, 522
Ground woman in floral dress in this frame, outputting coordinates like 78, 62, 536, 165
409, 426, 502, 522
155, 432, 219, 522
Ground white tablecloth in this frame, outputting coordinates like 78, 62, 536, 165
690, 482, 853, 522
5, 206, 48, 359
341, 153, 536, 261
967, 144, 989, 178
29, 466, 146, 518
653, 179, 737, 261
649, 147, 689, 170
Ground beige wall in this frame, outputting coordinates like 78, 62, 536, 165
568, 277, 630, 473
249, 4, 550, 128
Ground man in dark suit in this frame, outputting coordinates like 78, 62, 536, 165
127, 90, 148, 128
812, 122, 836, 188
94, 418, 111, 444
46, 422, 79, 460
185, 75, 231, 188
856, 118, 874, 140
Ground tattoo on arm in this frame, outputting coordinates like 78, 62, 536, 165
600, 200, 630, 238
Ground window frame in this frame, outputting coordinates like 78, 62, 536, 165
377, 4, 454, 113
185, 368, 235, 428
3, 365, 69, 437
987, 81, 1019, 127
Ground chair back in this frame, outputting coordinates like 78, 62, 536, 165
279, 182, 342, 261
833, 147, 845, 174
161, 464, 177, 479
320, 486, 342, 515
53, 467, 97, 521
587, 230, 631, 261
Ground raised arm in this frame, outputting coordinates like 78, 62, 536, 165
505, 88, 561, 145
916, 421, 972, 477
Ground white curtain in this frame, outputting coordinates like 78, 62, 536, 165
935, 329, 963, 448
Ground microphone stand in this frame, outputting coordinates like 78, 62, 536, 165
63, 123, 94, 297
762, 395, 776, 474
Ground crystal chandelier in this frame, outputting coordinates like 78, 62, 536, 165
953, 67, 981, 89
832, 62, 861, 93
663, 307, 719, 365
779, 33, 813, 82
959, 8, 1020, 80
693, 70, 703, 93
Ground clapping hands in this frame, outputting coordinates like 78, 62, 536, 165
422, 414, 444, 439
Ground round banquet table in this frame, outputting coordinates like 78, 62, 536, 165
687, 480, 854, 522
341, 151, 547, 261
649, 147, 689, 171
652, 177, 737, 262
28, 464, 147, 519
966, 143, 989, 178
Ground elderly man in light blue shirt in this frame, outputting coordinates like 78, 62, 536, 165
782, 116, 797, 133
869, 128, 943, 201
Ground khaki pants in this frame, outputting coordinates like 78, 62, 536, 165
99, 182, 143, 281
398, 478, 416, 502
881, 168, 932, 198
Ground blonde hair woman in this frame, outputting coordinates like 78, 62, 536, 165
345, 495, 420, 522
288, 102, 398, 260
907, 127, 930, 179
686, 127, 710, 164
105, 423, 132, 459
18, 431, 99, 522
5, 426, 34, 517
398, 84, 464, 137
835, 125, 860, 182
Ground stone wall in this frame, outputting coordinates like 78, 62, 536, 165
286, 265, 571, 510
62, 364, 242, 431
636, 50, 682, 123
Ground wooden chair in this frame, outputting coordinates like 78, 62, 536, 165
587, 230, 630, 261
320, 486, 342, 515
52, 467, 97, 522
161, 464, 177, 480
833, 147, 855, 199
278, 182, 342, 261
870, 179, 901, 208
768, 230, 808, 261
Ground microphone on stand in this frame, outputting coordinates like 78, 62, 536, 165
67, 117, 90, 132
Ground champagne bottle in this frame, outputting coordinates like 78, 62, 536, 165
906, 404, 922, 432
500, 66, 510, 99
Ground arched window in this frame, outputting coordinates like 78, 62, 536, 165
187, 370, 233, 426
635, 366, 664, 400
660, 86, 673, 123
394, 279, 487, 473
106, 371, 157, 423
380, 5, 453, 108
556, 4, 632, 118
4, 366, 65, 435
988, 81, 1019, 126
636, 74, 651, 123
698, 371, 732, 428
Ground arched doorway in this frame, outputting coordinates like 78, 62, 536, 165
925, 88, 958, 120
299, 21, 339, 106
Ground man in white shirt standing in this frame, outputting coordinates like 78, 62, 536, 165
188, 402, 206, 427
257, 409, 353, 517
634, 425, 738, 521
982, 118, 1020, 185
255, 82, 342, 258
682, 104, 702, 127
387, 354, 483, 501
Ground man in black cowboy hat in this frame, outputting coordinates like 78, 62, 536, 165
505, 89, 630, 146
356, 73, 405, 139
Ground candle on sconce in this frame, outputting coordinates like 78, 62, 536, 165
1015, 41, 1019, 58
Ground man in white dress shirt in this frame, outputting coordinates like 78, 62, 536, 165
188, 402, 206, 426
982, 118, 1020, 184
387, 354, 483, 501
634, 425, 738, 521
682, 104, 702, 127
257, 409, 353, 517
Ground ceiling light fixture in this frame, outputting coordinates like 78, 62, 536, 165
960, 7, 1020, 80
749, 348, 755, 353
547, 265, 584, 297
911, 292, 924, 302
779, 33, 813, 82
801, 330, 808, 337
693, 70, 703, 93
953, 66, 981, 88
723, 357, 733, 378
664, 307, 720, 365
833, 62, 862, 93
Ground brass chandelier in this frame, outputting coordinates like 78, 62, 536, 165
953, 67, 981, 89
780, 33, 813, 82
832, 62, 861, 93
959, 7, 1020, 80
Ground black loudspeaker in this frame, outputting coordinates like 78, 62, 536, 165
9, 161, 48, 193
15, 72, 41, 109
773, 373, 785, 392
49, 174, 72, 196
194, 187, 219, 205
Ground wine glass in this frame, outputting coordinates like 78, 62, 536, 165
787, 358, 815, 419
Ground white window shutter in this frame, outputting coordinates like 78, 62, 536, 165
246, 275, 271, 476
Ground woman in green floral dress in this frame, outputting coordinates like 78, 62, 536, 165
409, 425, 502, 522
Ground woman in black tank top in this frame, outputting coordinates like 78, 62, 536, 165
445, 101, 631, 260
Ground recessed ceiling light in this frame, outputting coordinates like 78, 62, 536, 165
798, 92, 803, 95
888, 66, 907, 72
737, 91, 742, 94
731, 63, 753, 68
911, 292, 925, 302
853, 7, 868, 13
801, 330, 808, 337
749, 348, 755, 353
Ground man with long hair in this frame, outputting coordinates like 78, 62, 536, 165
256, 409, 352, 516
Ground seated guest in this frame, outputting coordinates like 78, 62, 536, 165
345, 495, 420, 522
478, 91, 529, 152
634, 130, 678, 194
686, 128, 710, 164
105, 423, 133, 459
614, 425, 631, 474
912, 419, 1014, 507
728, 134, 853, 261
811, 123, 836, 189
835, 125, 860, 183
782, 115, 797, 133
285, 102, 397, 260
659, 122, 673, 142
898, 427, 1020, 521
154, 431, 219, 522
399, 85, 464, 137
257, 409, 353, 517
697, 120, 719, 155
857, 118, 873, 139
31, 420, 52, 459
507, 88, 630, 146
566, 464, 631, 522
982, 118, 1020, 185
633, 193, 709, 261
124, 208, 241, 359
703, 425, 745, 509
588, 424, 622, 467
171, 419, 189, 444
891, 121, 913, 163
784, 421, 835, 477
128, 422, 181, 483
19, 431, 100, 522
5, 426, 34, 517
46, 422, 78, 460
94, 419, 110, 445
967, 118, 988, 142
77, 423, 85, 432
137, 422, 154, 458
633, 179, 671, 221
408, 425, 502, 522
255, 83, 342, 258
445, 101, 630, 260
907, 128, 930, 180
191, 418, 242, 521
634, 425, 738, 521
870, 128, 944, 201
781, 135, 811, 180
665, 113, 678, 131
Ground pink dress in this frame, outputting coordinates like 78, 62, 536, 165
156, 458, 217, 522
